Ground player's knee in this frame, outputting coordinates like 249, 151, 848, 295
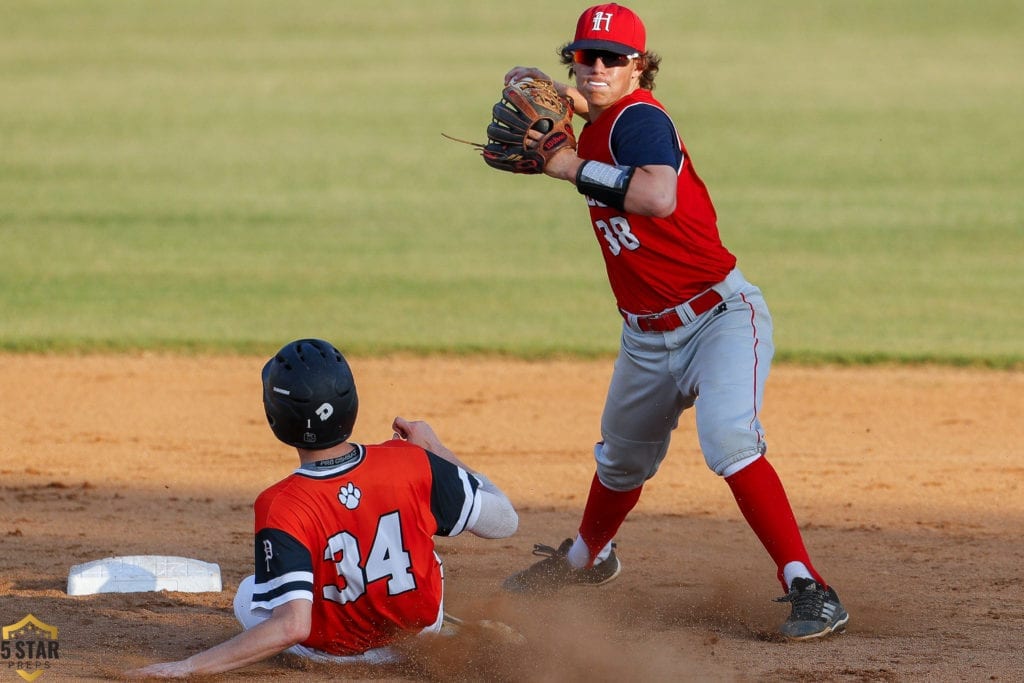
596, 462, 648, 490
701, 431, 767, 476
595, 438, 668, 490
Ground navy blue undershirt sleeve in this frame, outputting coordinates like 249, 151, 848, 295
610, 104, 683, 170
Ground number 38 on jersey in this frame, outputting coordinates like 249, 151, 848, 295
595, 215, 641, 256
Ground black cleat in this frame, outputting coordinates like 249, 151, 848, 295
775, 577, 850, 640
502, 539, 621, 594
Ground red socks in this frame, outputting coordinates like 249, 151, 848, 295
725, 456, 825, 590
578, 473, 643, 566
577, 457, 825, 590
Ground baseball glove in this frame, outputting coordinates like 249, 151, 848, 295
444, 79, 576, 174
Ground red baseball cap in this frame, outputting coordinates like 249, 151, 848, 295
565, 3, 646, 56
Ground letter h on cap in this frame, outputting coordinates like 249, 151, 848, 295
592, 11, 613, 32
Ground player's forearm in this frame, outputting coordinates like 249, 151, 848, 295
418, 437, 474, 472
557, 159, 676, 216
181, 615, 307, 676
128, 603, 310, 678
185, 626, 299, 674
393, 417, 483, 473
620, 165, 677, 216
544, 149, 586, 183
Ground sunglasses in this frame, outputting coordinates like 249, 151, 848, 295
572, 49, 640, 68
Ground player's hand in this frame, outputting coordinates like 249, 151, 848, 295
504, 66, 551, 85
393, 417, 479, 473
392, 416, 443, 452
123, 660, 194, 679
504, 66, 590, 122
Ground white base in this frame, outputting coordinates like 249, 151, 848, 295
67, 555, 222, 595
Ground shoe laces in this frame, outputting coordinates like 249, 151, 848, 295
529, 540, 616, 565
776, 581, 827, 620
530, 542, 568, 560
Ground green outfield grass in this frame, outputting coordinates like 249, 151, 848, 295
2, 0, 1021, 366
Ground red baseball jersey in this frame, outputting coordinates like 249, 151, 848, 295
577, 88, 737, 314
248, 441, 479, 655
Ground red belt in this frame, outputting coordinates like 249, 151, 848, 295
623, 289, 724, 333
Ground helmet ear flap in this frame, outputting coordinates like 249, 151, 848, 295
262, 339, 359, 450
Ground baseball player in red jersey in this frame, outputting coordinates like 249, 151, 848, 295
126, 339, 518, 678
501, 3, 849, 640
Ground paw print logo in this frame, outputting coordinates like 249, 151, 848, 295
338, 482, 361, 510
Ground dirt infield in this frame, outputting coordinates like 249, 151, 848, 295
1, 354, 1021, 681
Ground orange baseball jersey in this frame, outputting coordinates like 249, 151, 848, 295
248, 440, 480, 655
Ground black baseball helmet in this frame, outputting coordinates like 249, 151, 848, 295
261, 338, 359, 450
